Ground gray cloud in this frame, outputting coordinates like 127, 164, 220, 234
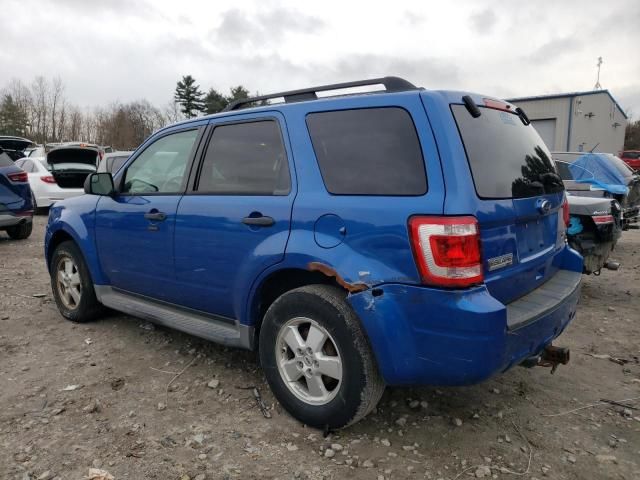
469, 9, 498, 35
212, 8, 325, 47
528, 37, 583, 63
330, 55, 460, 89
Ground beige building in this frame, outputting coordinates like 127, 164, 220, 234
506, 90, 627, 154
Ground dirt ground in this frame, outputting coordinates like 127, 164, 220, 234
0, 216, 638, 480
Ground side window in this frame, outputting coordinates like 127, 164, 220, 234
122, 129, 198, 194
197, 120, 290, 195
306, 107, 427, 195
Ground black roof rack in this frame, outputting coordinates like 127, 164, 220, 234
224, 76, 418, 111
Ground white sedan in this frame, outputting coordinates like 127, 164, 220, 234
14, 157, 89, 209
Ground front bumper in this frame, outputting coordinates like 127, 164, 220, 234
348, 247, 583, 386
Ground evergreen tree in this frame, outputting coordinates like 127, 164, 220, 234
0, 94, 28, 136
174, 75, 204, 118
228, 85, 250, 102
203, 88, 229, 114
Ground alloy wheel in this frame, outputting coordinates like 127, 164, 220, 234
275, 317, 343, 405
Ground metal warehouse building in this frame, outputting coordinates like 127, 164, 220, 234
507, 90, 628, 154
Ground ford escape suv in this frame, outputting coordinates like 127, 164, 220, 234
45, 77, 582, 429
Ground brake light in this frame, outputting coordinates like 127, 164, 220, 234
40, 175, 57, 184
592, 215, 614, 225
7, 171, 28, 183
408, 216, 483, 288
483, 98, 513, 112
562, 196, 570, 227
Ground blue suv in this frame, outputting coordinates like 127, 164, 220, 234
45, 77, 582, 428
0, 146, 33, 239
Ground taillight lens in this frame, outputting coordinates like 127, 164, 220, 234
592, 215, 614, 225
562, 195, 570, 227
408, 216, 483, 288
7, 171, 28, 183
40, 175, 56, 184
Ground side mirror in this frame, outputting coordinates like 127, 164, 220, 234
84, 172, 115, 196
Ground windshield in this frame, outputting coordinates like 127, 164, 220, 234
452, 105, 564, 199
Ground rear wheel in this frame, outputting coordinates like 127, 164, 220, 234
6, 221, 32, 240
259, 285, 385, 429
50, 241, 103, 322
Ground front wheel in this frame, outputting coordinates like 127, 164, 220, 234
259, 285, 385, 429
50, 241, 103, 322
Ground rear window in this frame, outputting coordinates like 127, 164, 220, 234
452, 105, 564, 199
605, 154, 635, 177
306, 107, 427, 195
623, 151, 640, 159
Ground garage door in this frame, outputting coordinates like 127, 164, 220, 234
531, 119, 557, 150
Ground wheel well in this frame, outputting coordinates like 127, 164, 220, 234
47, 230, 74, 268
253, 268, 344, 331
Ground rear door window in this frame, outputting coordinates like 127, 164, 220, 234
452, 105, 564, 199
306, 107, 427, 195
196, 120, 290, 195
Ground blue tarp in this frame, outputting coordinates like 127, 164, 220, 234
568, 153, 628, 195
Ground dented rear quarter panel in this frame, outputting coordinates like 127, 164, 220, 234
270, 91, 446, 289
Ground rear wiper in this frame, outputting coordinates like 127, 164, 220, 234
462, 95, 481, 118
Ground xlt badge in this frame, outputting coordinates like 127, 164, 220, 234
487, 253, 513, 271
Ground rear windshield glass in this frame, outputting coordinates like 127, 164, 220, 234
452, 105, 564, 199
604, 154, 635, 177
306, 107, 427, 195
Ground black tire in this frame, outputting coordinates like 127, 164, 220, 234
259, 285, 385, 429
50, 240, 103, 322
6, 221, 32, 240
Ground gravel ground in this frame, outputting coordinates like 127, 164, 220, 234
1, 215, 639, 480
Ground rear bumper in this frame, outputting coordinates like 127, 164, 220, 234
348, 246, 583, 386
0, 212, 32, 228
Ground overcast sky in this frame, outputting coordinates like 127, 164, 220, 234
2, 0, 639, 117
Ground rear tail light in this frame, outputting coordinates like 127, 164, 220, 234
40, 175, 57, 184
408, 216, 483, 288
7, 171, 28, 183
562, 195, 570, 227
592, 215, 614, 225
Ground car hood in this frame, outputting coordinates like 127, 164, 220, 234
47, 147, 99, 166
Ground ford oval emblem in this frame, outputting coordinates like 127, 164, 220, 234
537, 199, 552, 214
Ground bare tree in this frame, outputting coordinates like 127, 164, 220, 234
49, 77, 65, 141
31, 76, 49, 143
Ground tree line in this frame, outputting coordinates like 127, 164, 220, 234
0, 75, 256, 151
624, 120, 640, 150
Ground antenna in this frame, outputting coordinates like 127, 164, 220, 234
594, 56, 603, 90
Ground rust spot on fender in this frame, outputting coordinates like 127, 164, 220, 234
307, 262, 369, 293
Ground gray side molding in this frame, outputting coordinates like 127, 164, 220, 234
94, 285, 254, 350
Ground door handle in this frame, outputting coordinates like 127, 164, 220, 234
144, 211, 167, 222
242, 215, 275, 227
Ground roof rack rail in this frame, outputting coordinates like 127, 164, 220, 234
223, 76, 418, 111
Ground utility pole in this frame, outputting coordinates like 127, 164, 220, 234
594, 56, 603, 90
